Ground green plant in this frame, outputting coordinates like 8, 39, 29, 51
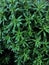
0, 0, 49, 65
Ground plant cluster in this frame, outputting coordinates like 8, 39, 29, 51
0, 0, 49, 65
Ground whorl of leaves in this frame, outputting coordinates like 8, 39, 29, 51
0, 0, 49, 65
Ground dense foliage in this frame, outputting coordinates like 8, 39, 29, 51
0, 0, 49, 65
